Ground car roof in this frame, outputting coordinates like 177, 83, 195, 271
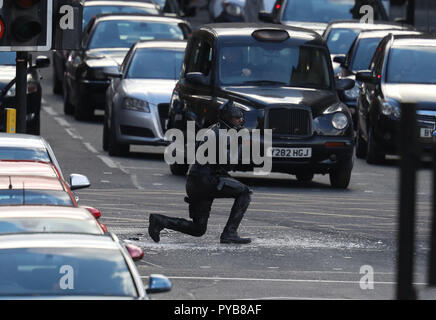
357, 29, 422, 39
0, 161, 58, 178
0, 205, 95, 220
134, 40, 187, 50
326, 20, 410, 30
0, 133, 46, 149
391, 34, 436, 47
84, 0, 158, 9
0, 175, 65, 191
94, 13, 186, 24
199, 23, 323, 44
0, 233, 117, 250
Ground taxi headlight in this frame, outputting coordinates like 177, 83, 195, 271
332, 112, 348, 130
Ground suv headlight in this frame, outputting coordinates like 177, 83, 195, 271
122, 98, 150, 112
332, 112, 348, 130
382, 99, 401, 120
223, 2, 242, 16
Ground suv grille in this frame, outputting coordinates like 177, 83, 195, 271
268, 107, 312, 136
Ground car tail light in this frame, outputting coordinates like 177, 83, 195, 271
84, 206, 102, 219
125, 244, 144, 261
98, 221, 108, 233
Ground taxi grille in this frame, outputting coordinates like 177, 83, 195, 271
268, 107, 312, 136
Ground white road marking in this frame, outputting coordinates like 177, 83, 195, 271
83, 142, 98, 154
65, 128, 82, 140
42, 106, 58, 116
97, 155, 118, 168
54, 117, 70, 127
130, 174, 144, 190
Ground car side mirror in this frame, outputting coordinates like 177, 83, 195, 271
70, 173, 91, 190
333, 55, 346, 66
186, 72, 210, 86
258, 11, 274, 23
34, 56, 50, 69
146, 274, 172, 294
103, 67, 122, 78
335, 78, 355, 91
356, 71, 379, 84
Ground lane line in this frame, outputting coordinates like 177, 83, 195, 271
83, 142, 98, 154
42, 106, 58, 116
54, 116, 70, 127
97, 155, 118, 168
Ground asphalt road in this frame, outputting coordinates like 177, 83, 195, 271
34, 4, 436, 300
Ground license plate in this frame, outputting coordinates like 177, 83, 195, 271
420, 128, 433, 138
267, 147, 312, 158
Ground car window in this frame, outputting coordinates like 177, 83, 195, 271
185, 40, 212, 76
327, 28, 360, 55
0, 190, 74, 206
218, 43, 331, 89
0, 52, 16, 65
282, 0, 355, 23
0, 218, 102, 235
0, 247, 137, 297
83, 5, 160, 29
387, 46, 436, 84
88, 20, 185, 49
350, 37, 382, 72
126, 49, 184, 79
0, 147, 50, 162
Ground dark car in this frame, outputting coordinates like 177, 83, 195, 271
63, 13, 191, 120
334, 29, 421, 125
0, 53, 49, 135
355, 34, 436, 164
258, 0, 389, 35
52, 0, 162, 95
167, 23, 357, 188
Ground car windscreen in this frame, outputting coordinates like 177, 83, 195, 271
218, 43, 331, 89
387, 46, 436, 84
0, 190, 74, 206
0, 147, 50, 162
88, 20, 185, 49
349, 37, 381, 71
0, 52, 16, 65
126, 49, 184, 79
282, 0, 355, 23
83, 5, 160, 29
327, 28, 360, 55
0, 218, 102, 235
0, 247, 138, 297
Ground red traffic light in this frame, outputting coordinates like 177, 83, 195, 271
14, 0, 41, 9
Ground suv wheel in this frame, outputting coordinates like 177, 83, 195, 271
355, 126, 367, 159
329, 158, 353, 189
366, 127, 384, 164
63, 82, 74, 115
108, 118, 129, 156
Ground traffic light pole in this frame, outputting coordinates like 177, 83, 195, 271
16, 51, 28, 134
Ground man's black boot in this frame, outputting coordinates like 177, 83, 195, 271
148, 214, 166, 243
220, 208, 251, 244
220, 232, 251, 244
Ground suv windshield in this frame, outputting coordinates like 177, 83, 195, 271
350, 37, 382, 71
387, 46, 436, 84
282, 0, 355, 23
88, 20, 185, 49
218, 43, 331, 89
127, 49, 184, 79
327, 28, 360, 55
0, 247, 137, 297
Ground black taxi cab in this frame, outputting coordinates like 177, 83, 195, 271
167, 23, 355, 188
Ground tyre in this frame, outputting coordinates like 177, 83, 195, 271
329, 158, 353, 189
53, 72, 62, 95
74, 95, 93, 121
366, 127, 384, 164
296, 172, 314, 183
102, 112, 109, 151
355, 126, 367, 159
27, 112, 40, 136
170, 163, 189, 176
108, 118, 129, 156
63, 82, 74, 115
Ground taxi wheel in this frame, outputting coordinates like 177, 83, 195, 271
329, 158, 353, 189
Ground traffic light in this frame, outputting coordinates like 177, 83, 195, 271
0, 0, 53, 51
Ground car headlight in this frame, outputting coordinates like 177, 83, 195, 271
382, 99, 401, 120
344, 83, 359, 100
122, 98, 150, 112
332, 112, 349, 130
223, 2, 242, 16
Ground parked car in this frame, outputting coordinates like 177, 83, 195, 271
0, 206, 105, 235
0, 53, 50, 135
103, 40, 186, 155
63, 13, 191, 120
335, 29, 421, 125
0, 232, 170, 299
52, 0, 162, 95
355, 34, 436, 163
322, 20, 411, 73
258, 0, 389, 35
0, 133, 64, 179
167, 23, 356, 188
